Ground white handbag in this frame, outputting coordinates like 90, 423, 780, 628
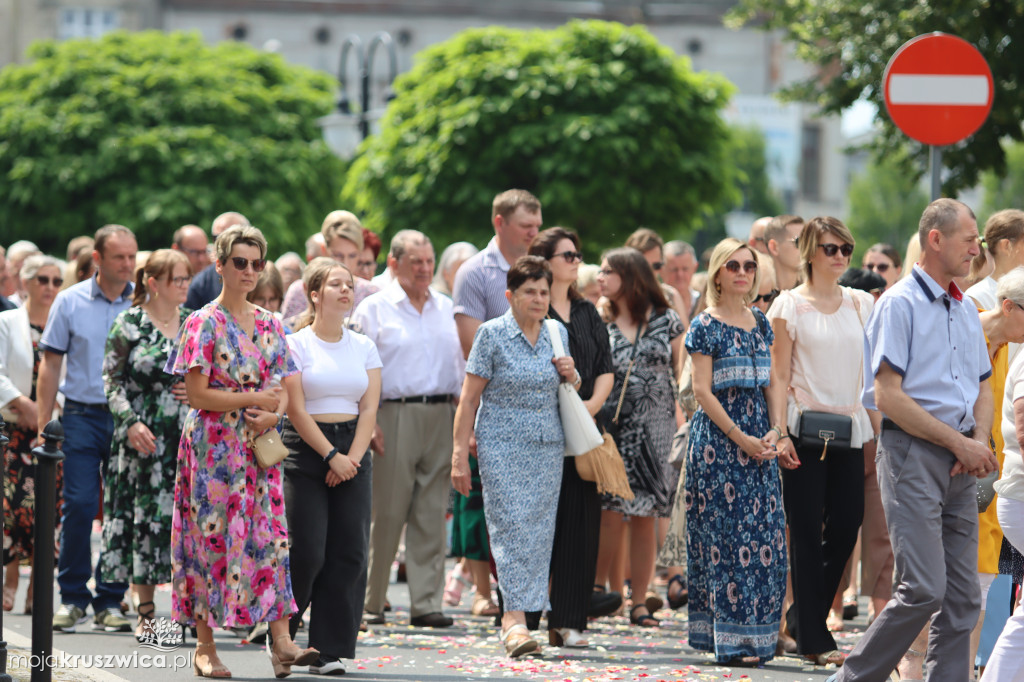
545, 319, 605, 456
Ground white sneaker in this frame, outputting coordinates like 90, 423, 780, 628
309, 655, 346, 675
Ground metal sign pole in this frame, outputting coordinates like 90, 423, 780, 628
931, 145, 943, 200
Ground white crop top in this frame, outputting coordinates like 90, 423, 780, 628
286, 326, 382, 415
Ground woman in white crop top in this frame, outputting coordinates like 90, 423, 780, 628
767, 217, 876, 668
280, 258, 382, 675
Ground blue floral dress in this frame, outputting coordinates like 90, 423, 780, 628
684, 309, 786, 663
465, 311, 567, 612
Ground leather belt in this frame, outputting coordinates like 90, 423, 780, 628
384, 394, 451, 404
881, 417, 972, 437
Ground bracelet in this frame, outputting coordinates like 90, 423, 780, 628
777, 434, 792, 442
725, 424, 738, 437
324, 447, 339, 463
771, 425, 785, 438
572, 370, 582, 387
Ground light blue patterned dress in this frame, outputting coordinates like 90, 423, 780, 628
684, 309, 786, 663
465, 310, 567, 612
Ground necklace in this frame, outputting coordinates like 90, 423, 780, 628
146, 305, 177, 326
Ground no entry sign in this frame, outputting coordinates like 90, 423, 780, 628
883, 32, 993, 146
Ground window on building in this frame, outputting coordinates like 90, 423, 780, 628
58, 9, 121, 40
800, 123, 822, 202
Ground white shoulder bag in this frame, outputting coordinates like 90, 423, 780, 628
545, 319, 605, 456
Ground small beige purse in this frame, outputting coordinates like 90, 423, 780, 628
251, 429, 288, 468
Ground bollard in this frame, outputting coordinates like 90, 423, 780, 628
0, 416, 11, 682
30, 420, 65, 682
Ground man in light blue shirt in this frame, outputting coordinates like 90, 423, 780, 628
37, 224, 137, 634
830, 199, 999, 681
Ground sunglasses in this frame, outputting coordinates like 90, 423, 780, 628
229, 257, 267, 272
865, 262, 890, 273
36, 275, 64, 287
753, 289, 779, 304
724, 260, 758, 274
819, 243, 854, 258
553, 250, 583, 263
651, 261, 664, 271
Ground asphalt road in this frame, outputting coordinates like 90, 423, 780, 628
1, 547, 862, 681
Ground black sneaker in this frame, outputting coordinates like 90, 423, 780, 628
309, 655, 346, 675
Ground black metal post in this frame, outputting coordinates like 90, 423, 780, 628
337, 32, 398, 141
0, 416, 12, 682
30, 420, 64, 682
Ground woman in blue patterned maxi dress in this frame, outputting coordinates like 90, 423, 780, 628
684, 238, 788, 665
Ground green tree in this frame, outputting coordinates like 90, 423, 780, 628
846, 153, 929, 255
342, 20, 738, 256
728, 0, 1024, 197
981, 140, 1024, 222
0, 31, 343, 255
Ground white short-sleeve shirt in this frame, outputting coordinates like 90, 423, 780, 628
286, 326, 382, 415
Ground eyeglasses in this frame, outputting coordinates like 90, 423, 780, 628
229, 257, 267, 272
35, 275, 64, 287
181, 247, 207, 258
723, 260, 758, 274
753, 289, 779, 304
865, 262, 890, 273
171, 276, 193, 288
553, 250, 583, 263
819, 243, 855, 258
650, 261, 664, 271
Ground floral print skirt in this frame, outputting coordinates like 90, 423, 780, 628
3, 424, 63, 564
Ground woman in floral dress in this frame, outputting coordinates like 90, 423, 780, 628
99, 249, 192, 640
685, 238, 788, 665
0, 255, 65, 614
165, 225, 317, 678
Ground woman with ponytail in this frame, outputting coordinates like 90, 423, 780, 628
98, 248, 192, 641
966, 210, 1024, 309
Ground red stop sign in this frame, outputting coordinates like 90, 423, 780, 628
883, 33, 993, 146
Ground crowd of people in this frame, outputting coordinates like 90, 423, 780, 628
0, 191, 1022, 680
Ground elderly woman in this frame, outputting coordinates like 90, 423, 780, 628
99, 249, 192, 642
432, 242, 479, 297
451, 256, 577, 658
0, 254, 65, 614
768, 217, 875, 668
166, 225, 317, 678
686, 238, 787, 666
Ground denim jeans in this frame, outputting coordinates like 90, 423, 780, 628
57, 401, 129, 612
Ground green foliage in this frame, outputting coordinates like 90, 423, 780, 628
0, 31, 343, 255
981, 141, 1024, 223
846, 153, 929, 255
728, 0, 1024, 197
342, 20, 737, 256
725, 125, 785, 218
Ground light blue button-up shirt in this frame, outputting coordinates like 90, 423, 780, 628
862, 264, 991, 433
39, 275, 133, 404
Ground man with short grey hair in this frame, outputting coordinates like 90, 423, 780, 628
828, 198, 998, 681
662, 240, 699, 317
352, 230, 462, 628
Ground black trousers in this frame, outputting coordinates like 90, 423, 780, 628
547, 456, 602, 630
783, 439, 864, 655
282, 419, 372, 659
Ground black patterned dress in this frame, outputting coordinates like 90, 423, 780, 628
98, 306, 190, 585
3, 323, 63, 564
601, 308, 684, 517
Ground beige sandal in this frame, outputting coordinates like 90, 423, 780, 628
804, 650, 846, 666
471, 594, 499, 616
500, 624, 539, 658
193, 642, 232, 678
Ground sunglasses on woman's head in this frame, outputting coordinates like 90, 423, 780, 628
865, 262, 890, 273
753, 289, 779, 304
229, 257, 267, 272
819, 243, 854, 258
553, 250, 583, 263
723, 260, 757, 274
35, 275, 63, 287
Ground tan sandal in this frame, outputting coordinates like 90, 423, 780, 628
471, 594, 499, 616
193, 641, 232, 678
500, 624, 539, 658
804, 650, 846, 666
268, 635, 319, 678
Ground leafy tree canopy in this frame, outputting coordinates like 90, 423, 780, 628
846, 152, 929, 259
981, 140, 1024, 224
0, 31, 343, 255
728, 0, 1024, 197
342, 20, 738, 256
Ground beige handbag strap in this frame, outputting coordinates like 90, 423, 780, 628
613, 322, 645, 423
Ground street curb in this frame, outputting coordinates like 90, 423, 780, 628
4, 628, 131, 682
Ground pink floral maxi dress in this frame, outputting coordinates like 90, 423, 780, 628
165, 303, 298, 627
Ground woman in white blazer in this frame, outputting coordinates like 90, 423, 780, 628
0, 254, 64, 613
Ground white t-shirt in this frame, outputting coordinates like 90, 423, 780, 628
966, 276, 998, 311
766, 286, 875, 447
997, 349, 1024, 502
286, 326, 382, 415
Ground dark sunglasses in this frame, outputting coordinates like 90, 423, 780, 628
865, 262, 890, 273
553, 250, 583, 263
229, 257, 267, 272
651, 261, 664, 271
819, 243, 854, 258
36, 275, 64, 287
724, 260, 758, 274
753, 289, 779, 304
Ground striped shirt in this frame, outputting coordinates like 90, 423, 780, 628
452, 237, 510, 323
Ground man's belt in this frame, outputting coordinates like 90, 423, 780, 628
384, 394, 451, 404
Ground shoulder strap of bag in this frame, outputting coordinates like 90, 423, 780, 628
848, 288, 865, 403
613, 321, 645, 424
544, 318, 566, 358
